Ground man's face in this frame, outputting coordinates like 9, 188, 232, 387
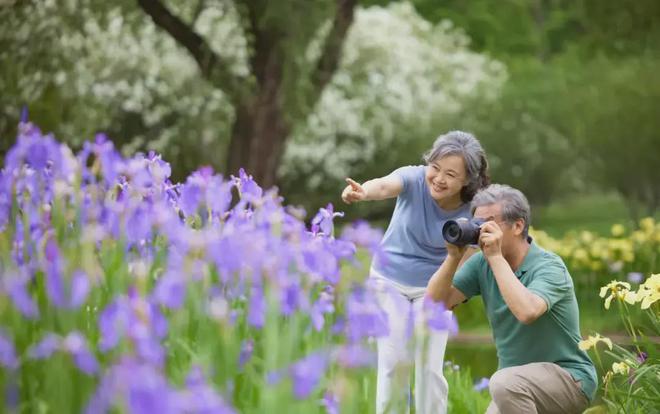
473, 203, 521, 253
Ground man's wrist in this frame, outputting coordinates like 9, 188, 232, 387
446, 253, 463, 263
485, 253, 505, 264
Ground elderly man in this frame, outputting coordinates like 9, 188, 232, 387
427, 184, 597, 413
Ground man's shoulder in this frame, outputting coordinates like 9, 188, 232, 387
527, 244, 573, 286
466, 250, 488, 266
530, 243, 568, 269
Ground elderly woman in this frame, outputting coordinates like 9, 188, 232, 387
341, 131, 489, 414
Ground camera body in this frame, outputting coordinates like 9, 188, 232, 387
442, 217, 485, 246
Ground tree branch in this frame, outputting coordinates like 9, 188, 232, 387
137, 0, 245, 103
310, 0, 356, 107
192, 0, 206, 26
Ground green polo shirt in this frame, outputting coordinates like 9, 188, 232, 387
453, 241, 598, 401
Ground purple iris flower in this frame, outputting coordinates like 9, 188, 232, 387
341, 220, 383, 248
289, 353, 328, 399
637, 351, 648, 364
321, 391, 339, 414
126, 205, 153, 244
70, 270, 91, 308
247, 286, 266, 329
627, 272, 644, 284
146, 153, 172, 185
177, 366, 237, 413
238, 339, 254, 369
86, 357, 176, 414
207, 235, 244, 280
0, 329, 19, 371
423, 296, 458, 334
280, 282, 303, 316
234, 168, 263, 202
345, 286, 389, 342
334, 344, 375, 368
302, 242, 340, 284
5, 271, 39, 319
341, 220, 387, 263
206, 175, 233, 215
179, 180, 203, 217
24, 132, 61, 172
474, 377, 490, 392
20, 106, 28, 123
310, 289, 335, 331
98, 293, 167, 365
267, 370, 285, 386
28, 333, 61, 359
63, 331, 99, 375
325, 238, 357, 260
44, 238, 67, 307
93, 133, 123, 186
153, 269, 186, 310
311, 203, 344, 237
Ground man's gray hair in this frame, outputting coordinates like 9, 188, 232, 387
471, 184, 531, 238
423, 131, 489, 203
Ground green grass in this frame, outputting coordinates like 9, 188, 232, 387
534, 192, 659, 237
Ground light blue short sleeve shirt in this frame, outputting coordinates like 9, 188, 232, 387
371, 165, 472, 287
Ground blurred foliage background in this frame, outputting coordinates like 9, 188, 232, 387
1, 0, 659, 223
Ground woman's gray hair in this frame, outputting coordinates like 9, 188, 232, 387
423, 131, 490, 203
471, 184, 531, 238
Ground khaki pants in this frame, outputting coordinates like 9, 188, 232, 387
485, 362, 589, 414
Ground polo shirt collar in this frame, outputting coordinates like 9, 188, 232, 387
515, 236, 538, 277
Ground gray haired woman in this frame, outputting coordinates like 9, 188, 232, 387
341, 131, 489, 414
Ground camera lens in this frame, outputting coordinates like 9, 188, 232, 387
442, 221, 462, 244
442, 219, 481, 246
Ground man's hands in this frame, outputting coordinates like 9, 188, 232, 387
446, 242, 467, 260
478, 221, 504, 259
341, 178, 367, 204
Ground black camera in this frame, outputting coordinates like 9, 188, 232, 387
442, 218, 484, 246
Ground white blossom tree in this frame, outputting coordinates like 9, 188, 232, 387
282, 3, 506, 191
1, 1, 505, 192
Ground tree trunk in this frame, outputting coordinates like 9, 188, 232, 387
227, 95, 290, 189
138, 0, 357, 189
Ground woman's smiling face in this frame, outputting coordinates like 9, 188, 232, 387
425, 154, 467, 203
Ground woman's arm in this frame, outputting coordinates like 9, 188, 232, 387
341, 175, 403, 204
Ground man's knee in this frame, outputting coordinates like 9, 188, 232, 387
488, 367, 520, 401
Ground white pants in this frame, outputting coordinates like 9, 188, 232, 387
372, 270, 449, 414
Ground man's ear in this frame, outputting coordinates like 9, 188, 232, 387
513, 218, 525, 236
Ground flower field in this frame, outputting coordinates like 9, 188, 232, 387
1, 123, 657, 413
0, 123, 468, 413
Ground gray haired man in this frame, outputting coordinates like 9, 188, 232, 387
427, 184, 597, 413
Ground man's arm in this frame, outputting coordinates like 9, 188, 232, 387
341, 175, 403, 204
479, 222, 547, 324
427, 246, 468, 309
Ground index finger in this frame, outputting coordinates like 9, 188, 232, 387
345, 178, 362, 191
480, 221, 499, 232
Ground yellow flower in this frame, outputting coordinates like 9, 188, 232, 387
612, 362, 630, 376
589, 261, 603, 272
639, 217, 655, 232
611, 224, 625, 237
636, 273, 660, 309
599, 280, 633, 309
623, 251, 634, 263
580, 231, 594, 243
578, 334, 613, 351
